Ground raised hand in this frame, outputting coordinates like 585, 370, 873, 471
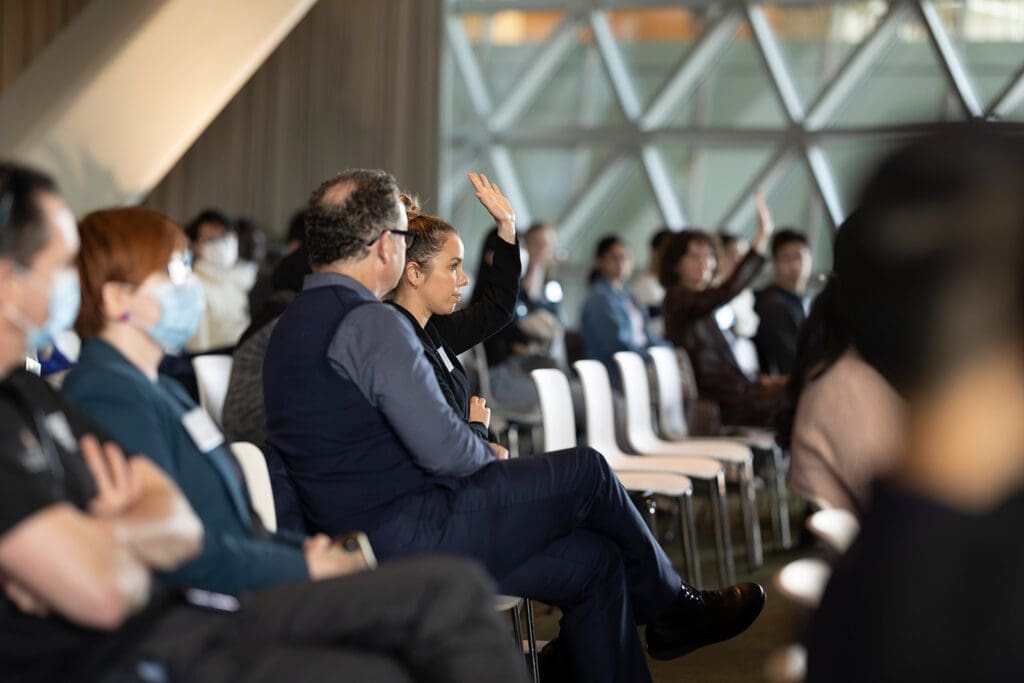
753, 189, 775, 254
468, 172, 516, 243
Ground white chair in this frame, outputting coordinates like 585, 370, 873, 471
806, 508, 860, 556
229, 441, 277, 533
532, 368, 702, 587
469, 345, 541, 458
193, 354, 233, 426
773, 557, 831, 610
614, 351, 763, 570
494, 594, 539, 682
572, 360, 737, 586
648, 346, 792, 550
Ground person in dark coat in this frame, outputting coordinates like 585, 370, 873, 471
660, 193, 786, 427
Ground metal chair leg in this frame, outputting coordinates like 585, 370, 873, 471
709, 472, 736, 586
511, 602, 523, 649
739, 462, 764, 570
678, 492, 702, 589
765, 446, 792, 550
525, 599, 539, 683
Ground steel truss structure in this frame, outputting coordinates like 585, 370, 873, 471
440, 0, 1024, 260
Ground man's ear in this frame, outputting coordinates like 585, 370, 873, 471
0, 260, 17, 308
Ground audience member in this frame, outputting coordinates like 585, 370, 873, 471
519, 220, 563, 319
0, 163, 525, 682
223, 213, 312, 449
754, 229, 812, 375
387, 175, 519, 442
806, 125, 1024, 682
185, 209, 254, 352
64, 206, 369, 594
660, 193, 786, 428
263, 168, 766, 683
581, 235, 666, 387
777, 216, 904, 515
632, 228, 674, 322
247, 209, 306, 319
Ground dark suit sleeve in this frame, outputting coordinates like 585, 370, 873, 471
432, 236, 521, 355
663, 251, 766, 323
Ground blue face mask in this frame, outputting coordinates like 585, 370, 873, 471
3, 266, 81, 351
144, 278, 205, 354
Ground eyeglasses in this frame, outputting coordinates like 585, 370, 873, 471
367, 229, 415, 249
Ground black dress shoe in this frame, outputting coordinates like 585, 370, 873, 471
536, 637, 572, 682
645, 582, 766, 660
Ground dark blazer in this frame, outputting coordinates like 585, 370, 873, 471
663, 251, 784, 427
388, 234, 521, 436
754, 284, 806, 375
62, 338, 309, 595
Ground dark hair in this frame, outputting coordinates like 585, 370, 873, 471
0, 162, 59, 266
286, 209, 307, 245
305, 169, 401, 267
589, 235, 625, 284
775, 212, 860, 448
770, 229, 808, 259
844, 124, 1024, 396
184, 209, 234, 243
718, 232, 741, 249
658, 229, 714, 288
650, 228, 673, 252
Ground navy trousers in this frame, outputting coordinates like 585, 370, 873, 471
368, 448, 683, 683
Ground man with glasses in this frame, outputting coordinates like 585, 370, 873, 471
265, 168, 766, 683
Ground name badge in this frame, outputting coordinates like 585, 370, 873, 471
181, 408, 224, 453
437, 347, 455, 373
44, 412, 77, 453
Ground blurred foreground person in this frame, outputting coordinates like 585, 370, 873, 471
806, 124, 1024, 682
778, 213, 904, 515
0, 163, 526, 683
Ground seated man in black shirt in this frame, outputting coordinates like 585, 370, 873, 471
753, 229, 812, 375
0, 162, 524, 683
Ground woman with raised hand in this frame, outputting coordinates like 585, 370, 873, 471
659, 192, 786, 428
388, 173, 520, 445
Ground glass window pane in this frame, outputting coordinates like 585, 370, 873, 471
666, 24, 788, 129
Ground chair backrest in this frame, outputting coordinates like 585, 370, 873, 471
572, 360, 625, 458
530, 368, 576, 450
192, 354, 233, 425
648, 346, 690, 439
613, 351, 659, 452
469, 344, 494, 399
230, 441, 277, 533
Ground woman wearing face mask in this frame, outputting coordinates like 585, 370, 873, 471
62, 207, 370, 595
387, 173, 519, 441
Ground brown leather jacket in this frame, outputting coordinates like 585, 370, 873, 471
663, 251, 784, 427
